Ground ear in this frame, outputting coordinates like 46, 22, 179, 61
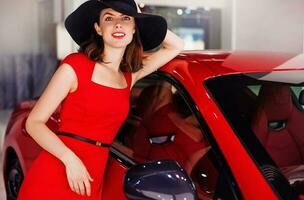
94, 22, 102, 36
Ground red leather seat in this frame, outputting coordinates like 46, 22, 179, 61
251, 84, 304, 167
128, 84, 182, 161
131, 102, 188, 165
129, 84, 207, 172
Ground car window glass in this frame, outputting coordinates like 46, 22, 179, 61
247, 85, 304, 111
115, 76, 238, 199
247, 85, 261, 96
291, 86, 304, 111
205, 73, 304, 198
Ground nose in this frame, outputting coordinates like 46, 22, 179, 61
115, 21, 122, 29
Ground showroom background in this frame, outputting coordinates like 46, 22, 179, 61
0, 0, 304, 109
0, 0, 303, 199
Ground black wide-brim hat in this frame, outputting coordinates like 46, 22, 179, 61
65, 0, 167, 51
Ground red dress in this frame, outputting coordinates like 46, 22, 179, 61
18, 53, 131, 200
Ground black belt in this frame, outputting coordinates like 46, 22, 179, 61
57, 132, 111, 148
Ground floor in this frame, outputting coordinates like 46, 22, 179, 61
0, 109, 13, 200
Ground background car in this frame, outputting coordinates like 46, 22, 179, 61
2, 50, 304, 200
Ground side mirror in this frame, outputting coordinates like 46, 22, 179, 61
123, 159, 197, 200
299, 90, 304, 105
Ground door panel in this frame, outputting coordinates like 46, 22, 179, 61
102, 157, 129, 200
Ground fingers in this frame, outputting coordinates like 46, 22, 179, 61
83, 178, 91, 196
85, 172, 94, 196
87, 172, 94, 182
68, 176, 92, 196
73, 181, 80, 195
78, 181, 85, 196
64, 154, 94, 196
67, 173, 78, 194
72, 177, 90, 196
67, 177, 75, 193
77, 176, 92, 196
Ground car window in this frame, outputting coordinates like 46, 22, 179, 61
291, 86, 304, 111
247, 85, 261, 96
115, 75, 240, 200
205, 72, 304, 198
247, 85, 304, 111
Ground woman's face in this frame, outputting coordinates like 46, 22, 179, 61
94, 8, 136, 49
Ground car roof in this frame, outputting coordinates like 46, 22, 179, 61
160, 50, 304, 82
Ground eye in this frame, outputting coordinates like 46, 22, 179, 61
123, 16, 131, 21
105, 16, 113, 21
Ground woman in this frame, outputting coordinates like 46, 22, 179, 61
17, 0, 183, 199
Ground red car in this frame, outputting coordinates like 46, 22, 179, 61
3, 50, 304, 200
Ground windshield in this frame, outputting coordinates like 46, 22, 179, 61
205, 71, 304, 198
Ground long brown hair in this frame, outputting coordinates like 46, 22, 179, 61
78, 16, 143, 73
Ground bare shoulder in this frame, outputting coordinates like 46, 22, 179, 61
55, 63, 78, 93
57, 62, 76, 74
40, 62, 77, 103
27, 63, 77, 123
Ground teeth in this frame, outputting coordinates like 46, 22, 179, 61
113, 33, 125, 36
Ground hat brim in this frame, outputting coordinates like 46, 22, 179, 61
64, 0, 167, 51
134, 13, 167, 51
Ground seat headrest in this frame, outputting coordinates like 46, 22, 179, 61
136, 83, 173, 118
257, 84, 292, 121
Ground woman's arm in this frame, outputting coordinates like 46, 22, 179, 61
132, 28, 184, 85
25, 63, 75, 162
25, 63, 93, 196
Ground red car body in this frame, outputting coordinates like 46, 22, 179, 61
3, 50, 304, 200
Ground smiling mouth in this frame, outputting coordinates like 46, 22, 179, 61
112, 32, 126, 39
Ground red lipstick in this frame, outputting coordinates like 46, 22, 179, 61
112, 32, 126, 39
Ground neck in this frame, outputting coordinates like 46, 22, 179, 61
101, 45, 126, 72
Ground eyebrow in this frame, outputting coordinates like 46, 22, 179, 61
102, 12, 125, 17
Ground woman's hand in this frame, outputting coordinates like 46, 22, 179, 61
60, 149, 94, 196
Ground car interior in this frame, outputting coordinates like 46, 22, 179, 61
114, 77, 225, 199
250, 84, 304, 194
205, 74, 304, 197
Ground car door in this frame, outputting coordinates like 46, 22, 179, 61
102, 72, 242, 200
